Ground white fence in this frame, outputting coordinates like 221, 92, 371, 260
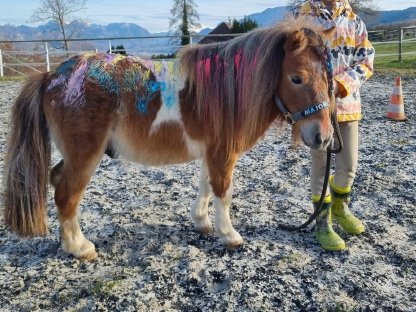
368, 25, 416, 62
0, 44, 95, 76
0, 36, 172, 77
0, 33, 241, 77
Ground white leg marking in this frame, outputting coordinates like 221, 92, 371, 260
60, 216, 97, 260
213, 182, 243, 248
191, 160, 213, 234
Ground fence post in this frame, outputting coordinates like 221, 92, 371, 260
0, 49, 3, 77
45, 42, 50, 72
108, 40, 112, 53
190, 35, 193, 46
398, 27, 403, 63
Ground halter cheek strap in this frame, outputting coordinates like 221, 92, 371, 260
274, 95, 329, 125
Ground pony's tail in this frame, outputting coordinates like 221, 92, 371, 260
3, 73, 51, 237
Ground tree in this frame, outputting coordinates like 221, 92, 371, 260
151, 53, 176, 60
287, 0, 378, 17
169, 0, 201, 46
231, 16, 259, 34
30, 0, 87, 52
348, 0, 378, 16
107, 45, 127, 55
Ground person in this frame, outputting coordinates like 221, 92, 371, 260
296, 0, 375, 250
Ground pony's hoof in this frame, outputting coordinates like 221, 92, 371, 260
221, 231, 244, 249
193, 217, 213, 234
225, 240, 244, 250
195, 225, 214, 235
79, 250, 98, 261
62, 239, 98, 261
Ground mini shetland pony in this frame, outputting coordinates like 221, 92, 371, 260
3, 17, 334, 260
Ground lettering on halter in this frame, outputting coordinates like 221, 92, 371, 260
302, 103, 328, 117
274, 95, 329, 125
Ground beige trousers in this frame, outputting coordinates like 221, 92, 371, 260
310, 121, 359, 197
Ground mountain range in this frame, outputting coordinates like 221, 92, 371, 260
364, 7, 416, 28
245, 6, 416, 28
1, 6, 415, 54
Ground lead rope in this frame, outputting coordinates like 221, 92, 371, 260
278, 112, 343, 231
278, 46, 343, 231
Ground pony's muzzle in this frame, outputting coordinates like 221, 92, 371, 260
314, 132, 332, 148
315, 133, 323, 145
300, 120, 333, 150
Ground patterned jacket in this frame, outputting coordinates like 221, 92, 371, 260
297, 0, 375, 122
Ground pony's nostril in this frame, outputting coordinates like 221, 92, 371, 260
315, 133, 323, 145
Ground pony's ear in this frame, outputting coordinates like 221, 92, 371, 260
284, 30, 308, 54
321, 27, 336, 42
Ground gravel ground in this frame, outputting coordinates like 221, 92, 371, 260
0, 74, 415, 311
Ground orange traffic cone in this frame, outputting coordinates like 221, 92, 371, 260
386, 76, 407, 121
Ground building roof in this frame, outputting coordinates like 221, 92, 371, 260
198, 22, 234, 44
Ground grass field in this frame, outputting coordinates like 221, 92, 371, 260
374, 40, 416, 75
0, 76, 24, 81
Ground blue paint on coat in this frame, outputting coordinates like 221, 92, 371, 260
123, 69, 142, 91
87, 61, 120, 95
56, 58, 77, 76
159, 81, 177, 109
135, 80, 161, 114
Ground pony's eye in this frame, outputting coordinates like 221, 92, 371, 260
291, 76, 302, 84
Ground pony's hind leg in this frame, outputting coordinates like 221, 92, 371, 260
191, 160, 213, 234
206, 152, 243, 248
53, 152, 103, 260
50, 118, 110, 260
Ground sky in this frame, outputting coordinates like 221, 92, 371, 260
0, 0, 415, 33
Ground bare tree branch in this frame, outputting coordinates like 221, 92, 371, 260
30, 0, 87, 52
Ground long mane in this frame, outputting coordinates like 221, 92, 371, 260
178, 16, 326, 151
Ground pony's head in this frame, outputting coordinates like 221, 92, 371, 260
276, 19, 335, 150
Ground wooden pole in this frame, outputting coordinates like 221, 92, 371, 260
398, 28, 403, 63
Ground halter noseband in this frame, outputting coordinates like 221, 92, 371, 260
274, 95, 329, 125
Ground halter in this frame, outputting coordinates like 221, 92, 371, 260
274, 95, 329, 125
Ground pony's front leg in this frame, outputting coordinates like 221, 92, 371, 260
213, 181, 243, 248
191, 160, 213, 234
207, 152, 243, 249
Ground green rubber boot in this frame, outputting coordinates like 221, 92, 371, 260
330, 176, 365, 235
314, 197, 346, 251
